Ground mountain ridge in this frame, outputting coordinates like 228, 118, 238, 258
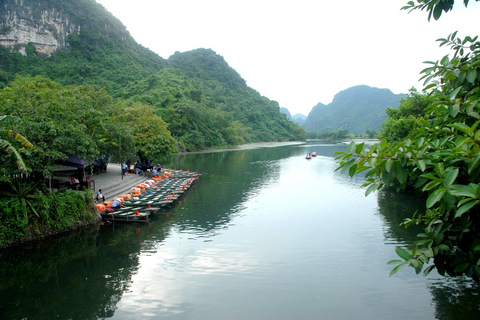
304, 85, 405, 134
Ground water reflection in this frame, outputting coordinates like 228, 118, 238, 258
0, 227, 144, 319
1, 142, 479, 319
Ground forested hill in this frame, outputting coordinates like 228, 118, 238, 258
0, 0, 305, 151
167, 49, 305, 142
304, 85, 405, 134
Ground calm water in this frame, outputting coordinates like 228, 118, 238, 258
1, 141, 479, 319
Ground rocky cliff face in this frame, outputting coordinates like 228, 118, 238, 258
0, 0, 79, 56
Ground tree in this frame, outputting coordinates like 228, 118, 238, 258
336, 4, 480, 279
0, 76, 132, 176
111, 104, 177, 161
378, 89, 434, 142
0, 115, 34, 173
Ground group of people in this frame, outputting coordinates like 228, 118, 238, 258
96, 159, 164, 208
122, 159, 162, 175
95, 189, 121, 208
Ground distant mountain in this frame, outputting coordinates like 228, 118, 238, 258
291, 113, 307, 126
304, 85, 405, 134
280, 107, 291, 119
280, 108, 307, 126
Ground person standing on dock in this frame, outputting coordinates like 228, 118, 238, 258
122, 161, 127, 175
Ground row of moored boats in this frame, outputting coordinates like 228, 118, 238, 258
95, 169, 199, 223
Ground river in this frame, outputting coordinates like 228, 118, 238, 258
0, 141, 479, 319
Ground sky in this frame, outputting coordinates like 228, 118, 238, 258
95, 0, 480, 116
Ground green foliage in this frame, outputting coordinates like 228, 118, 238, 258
401, 0, 475, 21
0, 186, 96, 247
0, 180, 42, 222
0, 115, 34, 172
0, 76, 129, 175
111, 103, 177, 160
379, 89, 435, 142
167, 49, 306, 144
307, 130, 350, 139
335, 32, 480, 279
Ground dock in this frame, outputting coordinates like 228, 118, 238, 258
93, 164, 199, 223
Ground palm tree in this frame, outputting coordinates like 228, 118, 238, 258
0, 115, 34, 171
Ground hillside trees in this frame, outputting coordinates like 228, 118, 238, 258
111, 103, 177, 161
0, 1, 305, 152
0, 76, 176, 176
336, 2, 480, 279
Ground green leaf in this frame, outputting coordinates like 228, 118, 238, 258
355, 142, 365, 154
385, 159, 393, 173
455, 136, 470, 147
423, 180, 441, 192
417, 159, 426, 172
454, 262, 470, 273
444, 168, 459, 187
423, 265, 435, 277
396, 164, 408, 185
468, 154, 480, 174
348, 141, 356, 154
389, 263, 405, 277
438, 244, 450, 251
340, 159, 356, 175
449, 184, 476, 197
365, 182, 379, 196
455, 200, 479, 218
387, 260, 404, 265
449, 87, 462, 100
348, 163, 357, 177
395, 246, 412, 260
426, 188, 446, 208
448, 104, 460, 117
467, 69, 477, 83
450, 123, 470, 133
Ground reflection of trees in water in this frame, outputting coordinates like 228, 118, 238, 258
429, 278, 480, 319
164, 147, 292, 234
377, 188, 480, 319
376, 188, 426, 243
0, 225, 167, 320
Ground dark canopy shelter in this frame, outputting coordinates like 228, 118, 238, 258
55, 155, 88, 169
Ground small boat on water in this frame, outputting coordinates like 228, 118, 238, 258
305, 153, 312, 159
311, 151, 317, 157
101, 210, 150, 223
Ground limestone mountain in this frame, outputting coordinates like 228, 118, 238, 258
0, 0, 305, 150
304, 85, 405, 134
280, 108, 306, 126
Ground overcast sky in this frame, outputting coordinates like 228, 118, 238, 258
95, 0, 479, 116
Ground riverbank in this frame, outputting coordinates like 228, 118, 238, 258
173, 141, 306, 154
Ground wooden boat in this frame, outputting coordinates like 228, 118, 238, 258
101, 211, 150, 223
